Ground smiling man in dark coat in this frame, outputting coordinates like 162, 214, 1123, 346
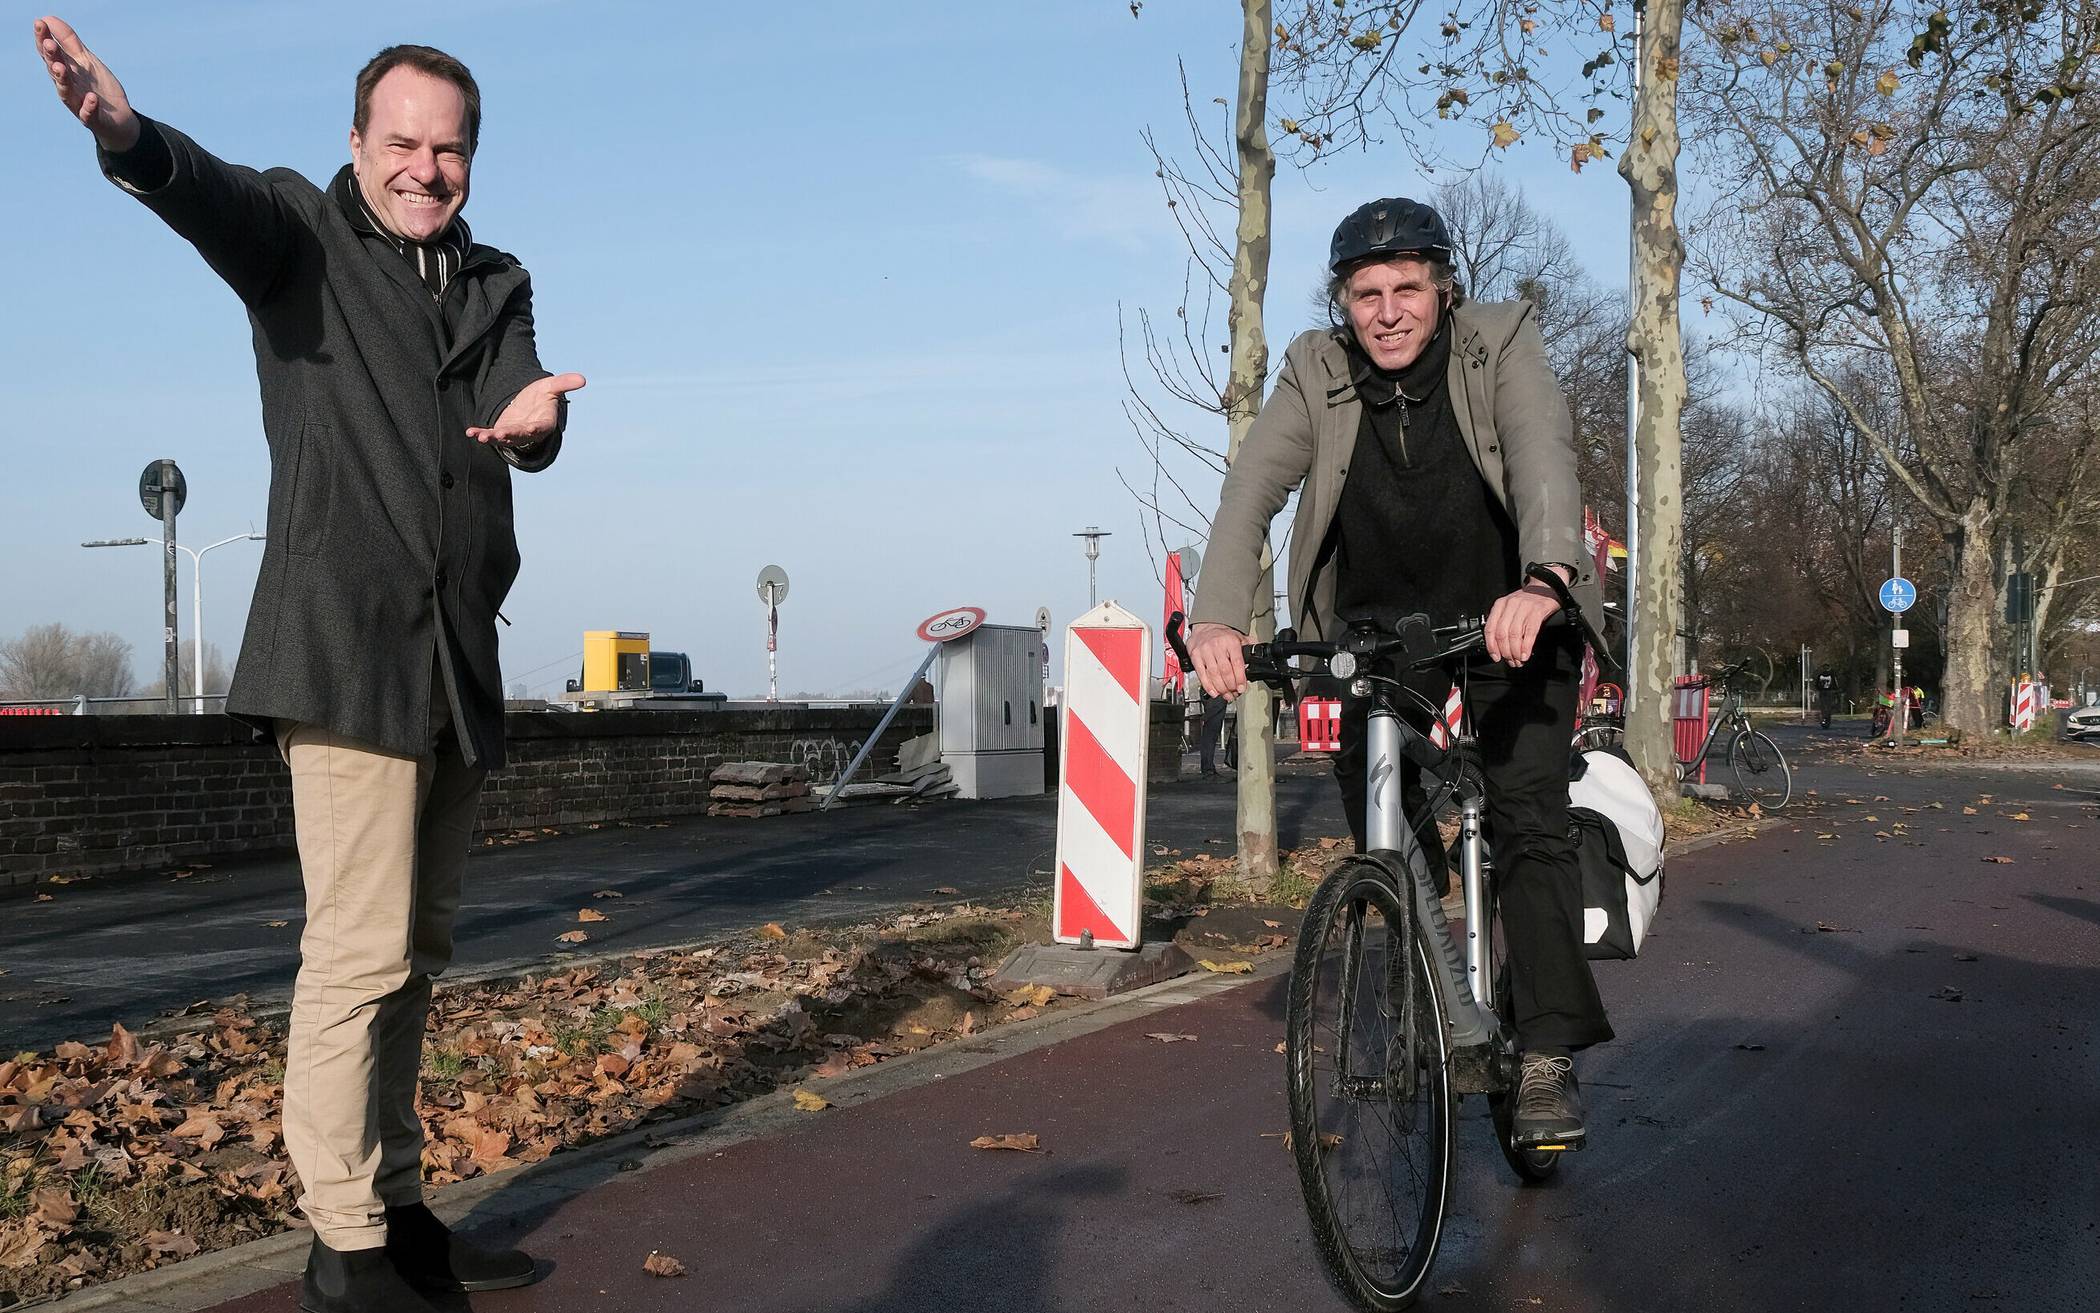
34, 15, 581, 1311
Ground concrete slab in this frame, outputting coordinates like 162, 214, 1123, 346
988, 940, 1196, 999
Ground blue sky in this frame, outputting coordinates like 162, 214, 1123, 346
4, 1, 1631, 699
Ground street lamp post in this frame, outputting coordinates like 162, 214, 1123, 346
1073, 526, 1111, 608
83, 532, 264, 712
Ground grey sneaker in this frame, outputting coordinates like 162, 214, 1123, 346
1511, 1052, 1586, 1149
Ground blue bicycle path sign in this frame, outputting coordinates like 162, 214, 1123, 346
1880, 577, 1917, 613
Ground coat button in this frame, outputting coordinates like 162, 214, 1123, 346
1488, 445, 1499, 453
441, 471, 455, 490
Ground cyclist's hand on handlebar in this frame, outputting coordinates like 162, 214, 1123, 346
1485, 569, 1568, 667
1189, 622, 1250, 699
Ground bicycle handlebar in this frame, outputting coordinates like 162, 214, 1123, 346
1164, 561, 1617, 702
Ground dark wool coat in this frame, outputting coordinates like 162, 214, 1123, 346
102, 119, 563, 767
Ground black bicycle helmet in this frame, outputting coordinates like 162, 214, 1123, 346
1328, 197, 1454, 273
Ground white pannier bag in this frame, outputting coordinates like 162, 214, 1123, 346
1567, 748, 1665, 960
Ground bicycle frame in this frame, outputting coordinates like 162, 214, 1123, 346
1363, 699, 1497, 1056
1676, 679, 1748, 779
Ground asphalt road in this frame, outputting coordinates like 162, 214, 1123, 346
0, 762, 1347, 1052
191, 741, 2099, 1312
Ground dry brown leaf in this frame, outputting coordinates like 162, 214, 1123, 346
2011, 812, 2030, 821
758, 923, 788, 940
1006, 984, 1055, 1008
1145, 1033, 1198, 1044
1261, 919, 1283, 928
262, 920, 289, 928
1982, 856, 2014, 864
592, 889, 624, 899
642, 1250, 688, 1278
556, 930, 590, 944
0, 1221, 47, 1269
577, 908, 609, 923
970, 1133, 1042, 1152
31, 1186, 78, 1230
1962, 806, 1979, 815
929, 886, 962, 895
792, 1089, 831, 1112
141, 1230, 199, 1258
1198, 959, 1253, 975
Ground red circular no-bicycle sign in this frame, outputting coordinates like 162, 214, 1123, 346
916, 606, 987, 644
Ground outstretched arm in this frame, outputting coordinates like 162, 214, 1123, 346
32, 15, 137, 152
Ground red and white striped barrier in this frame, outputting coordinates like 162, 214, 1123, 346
2011, 679, 2037, 731
1054, 602, 1151, 950
1297, 697, 1342, 753
1427, 684, 1464, 750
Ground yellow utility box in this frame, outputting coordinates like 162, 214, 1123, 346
582, 631, 652, 694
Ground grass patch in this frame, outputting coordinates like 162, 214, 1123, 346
424, 1046, 468, 1084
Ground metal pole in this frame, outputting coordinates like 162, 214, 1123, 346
765, 584, 779, 703
1891, 523, 1905, 742
191, 548, 205, 714
821, 642, 941, 810
161, 458, 180, 714
1622, 0, 1644, 709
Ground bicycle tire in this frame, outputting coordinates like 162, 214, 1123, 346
1571, 723, 1623, 754
1286, 857, 1454, 1311
1728, 729, 1793, 810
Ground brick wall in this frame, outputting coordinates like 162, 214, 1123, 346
0, 706, 931, 893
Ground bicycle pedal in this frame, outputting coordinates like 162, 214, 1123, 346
1514, 1135, 1586, 1153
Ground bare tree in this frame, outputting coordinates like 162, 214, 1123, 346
1686, 0, 2100, 736
139, 641, 231, 702
0, 623, 135, 700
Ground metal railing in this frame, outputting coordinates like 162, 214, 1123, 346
0, 694, 230, 716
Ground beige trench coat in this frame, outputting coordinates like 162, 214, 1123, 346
1190, 299, 1603, 642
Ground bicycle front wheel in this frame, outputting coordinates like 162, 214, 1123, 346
1286, 857, 1454, 1311
1728, 729, 1793, 810
1571, 722, 1623, 755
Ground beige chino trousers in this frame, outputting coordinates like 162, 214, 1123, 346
276, 672, 484, 1251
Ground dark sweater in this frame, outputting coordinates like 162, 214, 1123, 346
1331, 324, 1521, 630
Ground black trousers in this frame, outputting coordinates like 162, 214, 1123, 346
1332, 630, 1613, 1052
1196, 695, 1228, 773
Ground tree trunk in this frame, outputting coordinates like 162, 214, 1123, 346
1940, 499, 2001, 736
1617, 0, 1688, 800
1226, 0, 1278, 890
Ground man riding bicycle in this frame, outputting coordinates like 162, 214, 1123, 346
1187, 197, 1612, 1148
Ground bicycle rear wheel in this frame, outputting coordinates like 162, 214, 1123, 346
1728, 729, 1793, 810
1286, 857, 1453, 1311
1571, 722, 1623, 754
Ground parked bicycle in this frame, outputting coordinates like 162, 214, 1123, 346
1679, 664, 1792, 809
1166, 566, 1614, 1311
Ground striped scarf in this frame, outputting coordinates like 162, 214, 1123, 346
332, 166, 471, 300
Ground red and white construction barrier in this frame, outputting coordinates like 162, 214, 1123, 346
2011, 679, 2037, 731
1427, 684, 1464, 750
1297, 697, 1342, 753
1054, 602, 1151, 950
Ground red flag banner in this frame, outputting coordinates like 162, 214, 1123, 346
1162, 551, 1186, 693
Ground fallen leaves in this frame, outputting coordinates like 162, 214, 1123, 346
1145, 1033, 1198, 1044
792, 1089, 831, 1112
1982, 856, 2014, 864
577, 908, 609, 923
555, 930, 590, 944
970, 1133, 1042, 1153
757, 923, 788, 941
642, 1250, 688, 1278
1005, 985, 1056, 1009
1197, 959, 1253, 975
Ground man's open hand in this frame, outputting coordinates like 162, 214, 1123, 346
468, 372, 585, 450
33, 16, 137, 152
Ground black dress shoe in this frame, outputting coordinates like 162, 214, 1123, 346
300, 1237, 446, 1313
384, 1200, 539, 1293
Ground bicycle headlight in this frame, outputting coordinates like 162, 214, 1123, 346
1329, 651, 1358, 680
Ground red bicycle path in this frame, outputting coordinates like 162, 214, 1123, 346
185, 757, 2097, 1313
